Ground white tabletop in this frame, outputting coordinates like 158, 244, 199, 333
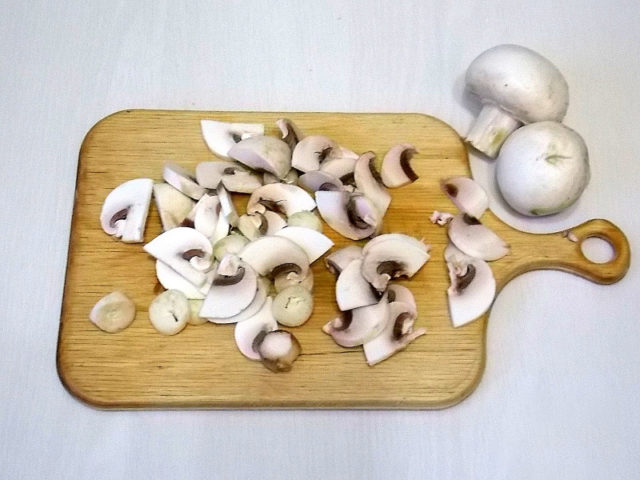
1, 1, 639, 478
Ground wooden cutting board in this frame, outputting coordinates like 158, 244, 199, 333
57, 110, 630, 409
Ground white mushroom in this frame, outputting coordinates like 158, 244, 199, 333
237, 213, 268, 240
187, 299, 208, 325
386, 284, 416, 309
315, 191, 377, 240
291, 135, 338, 172
298, 171, 344, 193
89, 291, 136, 333
322, 292, 390, 347
440, 177, 489, 219
276, 118, 305, 151
381, 144, 419, 188
274, 226, 333, 263
320, 156, 357, 185
200, 119, 264, 158
163, 163, 206, 200
273, 270, 314, 293
263, 211, 287, 235
465, 44, 569, 158
206, 276, 268, 324
193, 194, 221, 239
256, 330, 302, 372
143, 227, 213, 287
286, 211, 323, 232
271, 285, 314, 327
335, 258, 379, 311
216, 183, 239, 227
234, 297, 278, 360
430, 210, 454, 226
445, 244, 496, 327
155, 260, 214, 299
148, 289, 190, 335
199, 257, 258, 319
239, 235, 310, 281
213, 233, 250, 261
228, 135, 292, 179
447, 214, 509, 261
246, 183, 316, 217
495, 121, 590, 216
152, 183, 195, 231
324, 245, 363, 275
195, 161, 262, 193
100, 178, 153, 243
353, 151, 392, 216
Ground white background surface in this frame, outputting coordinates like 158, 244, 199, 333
1, 1, 639, 478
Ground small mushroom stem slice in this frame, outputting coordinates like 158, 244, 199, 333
276, 118, 305, 151
271, 286, 313, 327
440, 177, 489, 219
381, 144, 419, 188
447, 214, 509, 261
386, 284, 416, 309
291, 135, 339, 172
246, 183, 316, 217
187, 299, 208, 325
148, 290, 190, 335
354, 151, 392, 217
323, 292, 390, 347
239, 236, 310, 281
315, 191, 376, 240
257, 330, 302, 372
155, 260, 214, 299
324, 245, 363, 275
228, 135, 292, 179
153, 183, 195, 231
335, 259, 379, 311
298, 171, 344, 193
199, 260, 258, 319
89, 291, 136, 333
100, 178, 153, 243
274, 226, 334, 264
163, 163, 206, 200
200, 119, 265, 158
234, 297, 278, 360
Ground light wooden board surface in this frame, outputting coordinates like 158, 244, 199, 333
57, 110, 630, 409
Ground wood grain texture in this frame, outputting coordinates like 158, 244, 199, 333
57, 110, 630, 409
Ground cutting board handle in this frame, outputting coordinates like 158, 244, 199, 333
504, 219, 631, 286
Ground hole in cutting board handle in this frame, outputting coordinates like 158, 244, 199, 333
580, 236, 616, 264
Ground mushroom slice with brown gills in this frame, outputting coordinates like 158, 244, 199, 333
163, 163, 206, 200
196, 161, 263, 193
362, 233, 429, 255
361, 234, 431, 292
363, 300, 425, 366
100, 178, 153, 243
263, 211, 287, 234
291, 135, 339, 172
335, 258, 379, 311
237, 212, 268, 241
320, 156, 357, 186
274, 269, 314, 293
447, 214, 509, 261
323, 292, 390, 347
206, 276, 268, 324
263, 169, 299, 185
381, 144, 419, 188
325, 245, 363, 275
216, 183, 239, 227
143, 227, 213, 287
315, 191, 377, 240
153, 183, 195, 231
274, 226, 334, 264
199, 255, 258, 319
385, 284, 416, 308
354, 151, 392, 216
200, 119, 264, 158
246, 183, 316, 217
276, 118, 305, 151
228, 135, 292, 179
441, 177, 489, 219
239, 236, 310, 282
298, 171, 344, 193
445, 243, 496, 327
234, 297, 278, 360
155, 260, 214, 299
256, 330, 302, 372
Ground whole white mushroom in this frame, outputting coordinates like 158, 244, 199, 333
495, 121, 590, 216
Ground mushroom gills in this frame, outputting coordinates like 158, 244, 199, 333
315, 191, 376, 240
199, 259, 258, 319
246, 183, 316, 217
276, 118, 305, 151
100, 178, 153, 243
228, 135, 292, 179
440, 176, 489, 219
353, 151, 392, 216
291, 135, 338, 172
323, 292, 390, 347
200, 119, 264, 158
381, 144, 419, 188
239, 235, 310, 281
234, 297, 278, 360
298, 171, 344, 193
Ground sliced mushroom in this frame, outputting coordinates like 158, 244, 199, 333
212, 233, 250, 261
239, 235, 310, 281
315, 191, 376, 240
199, 258, 258, 319
363, 300, 425, 366
335, 258, 379, 311
196, 161, 262, 193
246, 183, 316, 217
386, 284, 416, 309
163, 163, 206, 200
272, 285, 314, 327
200, 119, 264, 158
324, 245, 363, 275
441, 177, 489, 219
320, 156, 357, 185
228, 135, 292, 179
445, 244, 496, 327
100, 178, 153, 243
89, 291, 136, 333
216, 183, 239, 227
193, 194, 221, 239
286, 211, 323, 232
143, 227, 213, 287
362, 233, 429, 255
353, 151, 391, 216
234, 297, 278, 360
262, 169, 298, 185
148, 290, 190, 335
361, 234, 430, 292
153, 183, 195, 231
276, 118, 305, 151
273, 270, 314, 293
298, 171, 344, 193
447, 214, 509, 261
274, 226, 333, 264
187, 299, 208, 325
322, 292, 390, 347
155, 260, 214, 299
237, 213, 268, 241
206, 276, 268, 324
291, 135, 338, 172
381, 144, 419, 188
263, 210, 288, 235
256, 330, 302, 372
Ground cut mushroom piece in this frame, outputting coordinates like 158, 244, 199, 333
441, 177, 489, 219
100, 178, 153, 243
447, 214, 509, 261
193, 194, 221, 239
381, 144, 419, 188
291, 135, 338, 172
324, 245, 363, 275
234, 297, 278, 360
273, 270, 314, 293
361, 235, 430, 292
148, 290, 190, 335
246, 183, 316, 217
354, 151, 392, 216
199, 259, 258, 319
153, 183, 195, 231
89, 291, 136, 333
155, 260, 214, 299
257, 330, 302, 372
298, 170, 344, 193
163, 163, 206, 200
323, 292, 390, 347
228, 135, 292, 179
386, 284, 416, 310
216, 183, 239, 227
363, 301, 425, 366
188, 299, 208, 325
144, 227, 213, 287
239, 235, 310, 281
430, 210, 454, 226
336, 258, 379, 311
315, 191, 377, 240
263, 211, 288, 235
320, 156, 357, 185
237, 213, 268, 241
274, 226, 333, 263
195, 161, 263, 193
212, 233, 250, 261
263, 170, 299, 185
286, 211, 322, 232
276, 118, 305, 151
200, 119, 264, 158
445, 244, 496, 327
206, 276, 268, 324
272, 285, 314, 327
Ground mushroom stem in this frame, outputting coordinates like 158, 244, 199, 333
466, 104, 522, 158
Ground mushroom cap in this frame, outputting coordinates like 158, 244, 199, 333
335, 258, 379, 311
200, 120, 264, 158
353, 152, 391, 216
447, 214, 509, 261
466, 44, 569, 124
496, 121, 590, 216
228, 135, 292, 179
381, 144, 419, 188
324, 245, 363, 275
246, 183, 316, 217
323, 292, 390, 347
199, 260, 258, 319
440, 176, 489, 219
196, 160, 262, 193
100, 178, 153, 243
153, 183, 195, 231
315, 191, 377, 240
